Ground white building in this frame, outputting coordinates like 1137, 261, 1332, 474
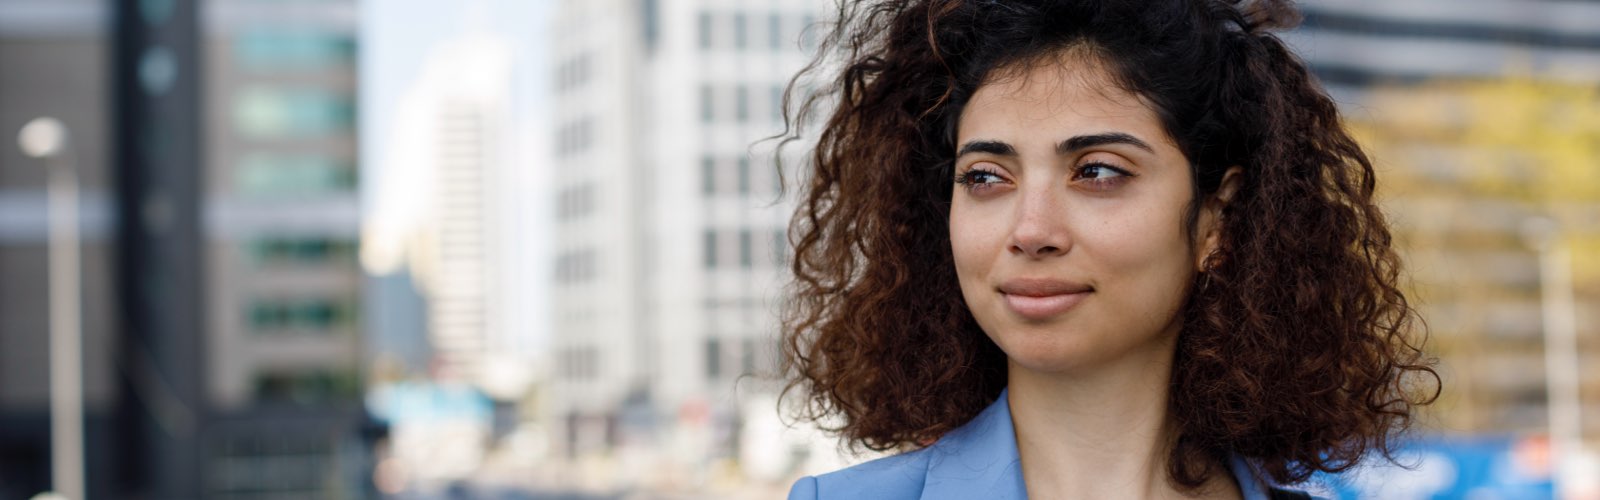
545, 0, 826, 483
365, 34, 535, 390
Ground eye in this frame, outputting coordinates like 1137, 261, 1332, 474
1071, 161, 1134, 190
954, 165, 1009, 194
1074, 162, 1129, 180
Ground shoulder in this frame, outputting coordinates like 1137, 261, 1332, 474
786, 448, 933, 500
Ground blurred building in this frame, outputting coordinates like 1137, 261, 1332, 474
197, 0, 372, 497
544, 0, 823, 486
0, 0, 120, 498
1287, 0, 1600, 443
371, 36, 520, 388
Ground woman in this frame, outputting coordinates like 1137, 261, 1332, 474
776, 0, 1440, 498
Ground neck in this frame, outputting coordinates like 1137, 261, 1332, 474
1007, 332, 1236, 499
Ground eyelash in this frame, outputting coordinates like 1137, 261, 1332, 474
954, 162, 1134, 192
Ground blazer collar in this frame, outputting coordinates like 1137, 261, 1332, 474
920, 389, 1028, 500
918, 388, 1274, 500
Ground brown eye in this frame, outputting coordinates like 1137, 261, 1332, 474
956, 168, 1005, 187
1074, 162, 1129, 181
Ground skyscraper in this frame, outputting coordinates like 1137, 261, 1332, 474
198, 0, 372, 496
544, 0, 823, 484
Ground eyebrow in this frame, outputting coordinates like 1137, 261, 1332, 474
955, 132, 1154, 158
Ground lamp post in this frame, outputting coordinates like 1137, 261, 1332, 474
1522, 216, 1582, 499
18, 117, 83, 500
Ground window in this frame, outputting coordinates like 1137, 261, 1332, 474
700, 84, 715, 123
555, 54, 592, 93
560, 347, 599, 381
698, 11, 713, 49
739, 229, 752, 269
737, 157, 750, 195
705, 338, 722, 379
733, 12, 748, 50
557, 183, 596, 220
247, 297, 357, 334
735, 85, 749, 122
555, 249, 597, 284
641, 0, 660, 50
246, 238, 356, 267
252, 370, 359, 405
773, 229, 788, 265
236, 154, 355, 197
768, 12, 783, 50
556, 118, 596, 157
702, 156, 717, 195
703, 230, 718, 269
741, 338, 756, 376
234, 29, 355, 70
234, 87, 355, 138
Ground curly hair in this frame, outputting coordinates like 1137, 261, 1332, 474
776, 0, 1441, 490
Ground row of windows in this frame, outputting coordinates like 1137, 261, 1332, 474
555, 52, 595, 94
555, 117, 596, 157
234, 29, 356, 71
559, 338, 768, 382
703, 228, 787, 270
559, 346, 601, 381
556, 183, 597, 221
245, 237, 357, 267
698, 10, 818, 52
236, 154, 356, 197
233, 87, 355, 139
246, 297, 358, 334
702, 155, 782, 197
700, 83, 787, 124
251, 370, 360, 406
556, 249, 599, 284
705, 337, 769, 380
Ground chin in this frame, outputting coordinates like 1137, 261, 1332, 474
983, 315, 1177, 376
986, 322, 1104, 373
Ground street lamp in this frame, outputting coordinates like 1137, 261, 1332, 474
1521, 216, 1584, 499
18, 117, 84, 500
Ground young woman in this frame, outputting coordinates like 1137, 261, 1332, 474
776, 0, 1440, 498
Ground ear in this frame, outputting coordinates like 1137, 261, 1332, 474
1196, 166, 1243, 271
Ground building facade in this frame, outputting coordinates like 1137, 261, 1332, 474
544, 0, 824, 486
199, 1, 372, 497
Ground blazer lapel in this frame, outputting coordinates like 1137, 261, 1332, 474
920, 389, 1029, 500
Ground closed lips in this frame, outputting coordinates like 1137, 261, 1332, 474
997, 279, 1093, 297
997, 279, 1092, 320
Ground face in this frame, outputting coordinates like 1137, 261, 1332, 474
950, 54, 1222, 376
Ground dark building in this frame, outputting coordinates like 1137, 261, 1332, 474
0, 0, 372, 498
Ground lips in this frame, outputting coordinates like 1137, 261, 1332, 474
998, 278, 1092, 320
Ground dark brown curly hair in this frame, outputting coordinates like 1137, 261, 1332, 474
775, 0, 1441, 490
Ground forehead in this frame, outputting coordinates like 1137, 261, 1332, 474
957, 52, 1172, 147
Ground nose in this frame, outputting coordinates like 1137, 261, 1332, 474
1008, 187, 1071, 258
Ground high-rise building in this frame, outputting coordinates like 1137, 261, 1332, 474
544, 0, 823, 480
197, 0, 372, 497
1285, 0, 1600, 439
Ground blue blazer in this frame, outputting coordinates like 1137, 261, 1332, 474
788, 390, 1285, 500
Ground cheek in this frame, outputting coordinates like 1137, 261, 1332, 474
1088, 203, 1196, 314
948, 198, 1004, 281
